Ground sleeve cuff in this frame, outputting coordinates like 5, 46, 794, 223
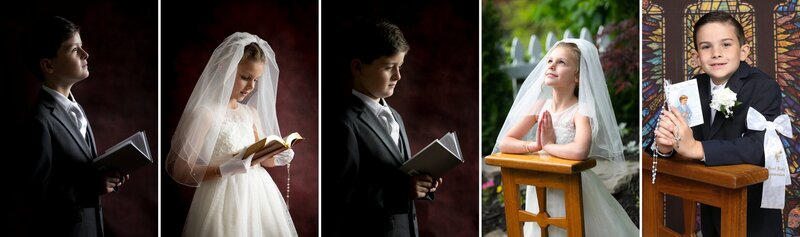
654, 148, 674, 157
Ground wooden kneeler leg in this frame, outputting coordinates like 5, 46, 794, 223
502, 168, 524, 237
537, 186, 549, 237
565, 172, 584, 237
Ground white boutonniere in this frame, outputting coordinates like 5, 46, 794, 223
710, 88, 741, 118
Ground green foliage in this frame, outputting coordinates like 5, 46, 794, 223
601, 19, 639, 129
498, 0, 638, 49
482, 0, 640, 154
482, 1, 514, 156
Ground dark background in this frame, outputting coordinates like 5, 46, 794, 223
0, 0, 158, 236
321, 1, 480, 236
161, 0, 319, 236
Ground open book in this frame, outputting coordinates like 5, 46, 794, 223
93, 131, 153, 174
238, 132, 303, 159
399, 132, 464, 178
665, 79, 703, 127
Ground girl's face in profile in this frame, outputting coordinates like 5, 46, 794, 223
544, 45, 579, 89
230, 60, 264, 102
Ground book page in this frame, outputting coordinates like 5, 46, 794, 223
132, 131, 152, 161
102, 131, 144, 157
437, 132, 462, 160
93, 131, 153, 173
284, 132, 304, 147
666, 79, 704, 127
401, 131, 464, 177
266, 135, 286, 144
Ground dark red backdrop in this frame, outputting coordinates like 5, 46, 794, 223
160, 0, 319, 236
320, 1, 480, 236
0, 1, 158, 237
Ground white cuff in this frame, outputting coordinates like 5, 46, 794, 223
654, 148, 674, 157
219, 151, 254, 177
274, 149, 295, 166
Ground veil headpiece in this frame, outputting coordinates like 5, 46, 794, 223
491, 39, 624, 164
167, 32, 280, 187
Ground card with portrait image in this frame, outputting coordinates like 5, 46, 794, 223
665, 79, 704, 127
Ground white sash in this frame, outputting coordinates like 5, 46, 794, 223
746, 107, 792, 209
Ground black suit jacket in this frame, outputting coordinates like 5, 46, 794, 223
324, 95, 426, 237
25, 89, 104, 237
692, 62, 782, 237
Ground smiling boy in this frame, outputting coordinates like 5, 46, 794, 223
655, 11, 782, 236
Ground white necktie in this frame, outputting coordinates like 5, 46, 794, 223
378, 106, 400, 147
68, 103, 87, 138
710, 85, 722, 122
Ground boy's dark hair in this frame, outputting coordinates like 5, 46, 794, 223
693, 11, 746, 49
28, 16, 80, 81
350, 19, 409, 64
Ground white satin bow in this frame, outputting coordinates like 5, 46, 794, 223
746, 107, 792, 209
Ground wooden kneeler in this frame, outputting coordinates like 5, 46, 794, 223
486, 153, 596, 237
643, 154, 768, 236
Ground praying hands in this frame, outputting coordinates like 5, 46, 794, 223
654, 105, 704, 160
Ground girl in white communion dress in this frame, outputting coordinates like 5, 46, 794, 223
166, 32, 297, 237
494, 39, 638, 237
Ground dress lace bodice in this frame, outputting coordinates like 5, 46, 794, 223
211, 105, 257, 164
184, 103, 298, 237
539, 100, 579, 144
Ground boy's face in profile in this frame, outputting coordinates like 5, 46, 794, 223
680, 98, 688, 105
45, 32, 90, 82
693, 22, 750, 83
354, 52, 406, 100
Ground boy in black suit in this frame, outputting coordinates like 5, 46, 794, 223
24, 16, 128, 237
324, 19, 442, 237
655, 11, 782, 236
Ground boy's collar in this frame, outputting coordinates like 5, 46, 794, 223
42, 84, 75, 102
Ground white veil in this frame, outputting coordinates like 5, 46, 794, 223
166, 32, 281, 187
491, 38, 624, 164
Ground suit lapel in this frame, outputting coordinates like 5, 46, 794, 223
85, 119, 98, 157
394, 107, 411, 160
708, 62, 747, 138
352, 97, 404, 164
42, 91, 93, 159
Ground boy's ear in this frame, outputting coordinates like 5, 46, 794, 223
40, 58, 55, 75
350, 59, 362, 77
739, 43, 751, 61
690, 49, 699, 68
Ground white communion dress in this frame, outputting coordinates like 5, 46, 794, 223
183, 105, 297, 237
523, 100, 638, 237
